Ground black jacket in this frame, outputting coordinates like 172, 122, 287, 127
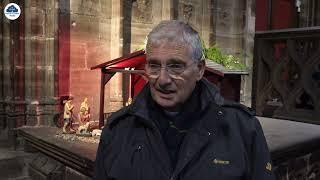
94, 79, 275, 180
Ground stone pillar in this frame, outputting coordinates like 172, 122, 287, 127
1, 0, 13, 146
24, 0, 36, 126
241, 0, 256, 107
173, 0, 213, 47
1, 0, 27, 147
25, 0, 39, 126
0, 0, 7, 142
41, 0, 59, 124
110, 0, 122, 58
43, 0, 57, 100
162, 0, 173, 20
2, 0, 12, 113
130, 0, 155, 51
108, 0, 124, 113
12, 0, 27, 148
25, 1, 59, 126
24, 0, 32, 104
201, 0, 212, 47
213, 0, 246, 55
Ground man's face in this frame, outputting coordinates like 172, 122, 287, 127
146, 41, 205, 111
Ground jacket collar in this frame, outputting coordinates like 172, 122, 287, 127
126, 78, 225, 128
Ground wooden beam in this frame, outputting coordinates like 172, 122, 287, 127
99, 70, 115, 129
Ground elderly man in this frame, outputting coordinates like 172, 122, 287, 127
94, 20, 275, 180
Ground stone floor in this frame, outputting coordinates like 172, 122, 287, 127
0, 145, 33, 180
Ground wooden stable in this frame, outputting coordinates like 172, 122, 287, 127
91, 50, 248, 128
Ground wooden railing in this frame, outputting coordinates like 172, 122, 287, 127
252, 27, 320, 123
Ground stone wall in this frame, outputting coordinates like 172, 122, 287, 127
66, 0, 112, 120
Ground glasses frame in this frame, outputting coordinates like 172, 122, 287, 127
145, 61, 198, 79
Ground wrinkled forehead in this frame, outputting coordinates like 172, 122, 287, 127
146, 39, 192, 60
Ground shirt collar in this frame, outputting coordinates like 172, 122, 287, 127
128, 78, 223, 128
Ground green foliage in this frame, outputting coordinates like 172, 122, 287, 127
137, 37, 246, 70
203, 45, 246, 70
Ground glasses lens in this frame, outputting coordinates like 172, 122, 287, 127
146, 63, 160, 77
167, 64, 185, 75
145, 62, 194, 79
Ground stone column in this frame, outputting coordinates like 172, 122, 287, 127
108, 0, 124, 112
2, 0, 12, 107
43, 0, 57, 100
26, 0, 46, 126
110, 0, 122, 58
25, 0, 43, 126
24, 0, 35, 126
1, 0, 13, 145
180, 0, 212, 46
213, 0, 246, 54
25, 1, 59, 126
1, 0, 27, 147
24, 0, 32, 103
0, 0, 7, 142
201, 0, 212, 47
162, 0, 173, 20
41, 0, 59, 125
241, 0, 256, 107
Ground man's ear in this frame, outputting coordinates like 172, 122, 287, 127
196, 60, 205, 81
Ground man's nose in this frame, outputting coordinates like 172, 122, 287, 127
157, 67, 172, 86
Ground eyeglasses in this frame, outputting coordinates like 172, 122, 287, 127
145, 61, 197, 79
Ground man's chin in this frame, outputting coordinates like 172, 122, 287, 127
154, 97, 180, 111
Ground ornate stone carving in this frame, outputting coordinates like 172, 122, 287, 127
132, 0, 152, 23
274, 151, 320, 179
182, 3, 193, 22
218, 10, 231, 27
179, 2, 194, 23
253, 29, 320, 123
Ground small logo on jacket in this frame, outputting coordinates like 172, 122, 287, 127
4, 3, 21, 20
266, 162, 272, 171
213, 158, 230, 165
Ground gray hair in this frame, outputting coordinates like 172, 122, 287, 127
146, 20, 203, 62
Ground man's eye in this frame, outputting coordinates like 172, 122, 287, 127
168, 64, 184, 69
148, 64, 160, 68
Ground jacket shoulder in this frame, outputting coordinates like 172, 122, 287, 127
100, 105, 134, 144
222, 100, 255, 116
106, 105, 132, 128
220, 100, 258, 134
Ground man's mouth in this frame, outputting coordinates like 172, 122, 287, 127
156, 88, 175, 94
156, 88, 175, 98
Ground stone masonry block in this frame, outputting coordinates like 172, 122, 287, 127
28, 153, 65, 180
65, 167, 91, 180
